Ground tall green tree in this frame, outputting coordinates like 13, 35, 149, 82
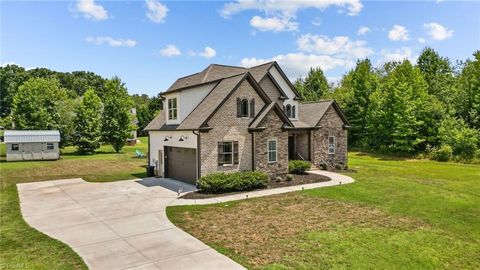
343, 59, 378, 146
0, 64, 28, 117
455, 51, 480, 130
11, 77, 67, 130
367, 60, 431, 153
102, 77, 134, 153
417, 47, 455, 110
74, 88, 103, 153
299, 67, 330, 101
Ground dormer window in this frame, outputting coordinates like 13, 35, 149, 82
168, 98, 177, 120
237, 98, 255, 118
285, 104, 296, 119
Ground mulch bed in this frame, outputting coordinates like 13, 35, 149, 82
180, 173, 331, 199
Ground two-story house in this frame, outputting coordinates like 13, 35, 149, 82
145, 62, 349, 184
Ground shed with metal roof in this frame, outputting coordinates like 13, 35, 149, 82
4, 130, 60, 161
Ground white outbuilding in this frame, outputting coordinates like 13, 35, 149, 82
4, 130, 60, 161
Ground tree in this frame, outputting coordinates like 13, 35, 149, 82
437, 116, 479, 159
0, 64, 28, 117
11, 77, 67, 130
74, 89, 103, 153
366, 60, 431, 153
300, 67, 330, 101
342, 59, 378, 146
417, 47, 455, 110
455, 51, 480, 130
102, 77, 134, 152
57, 98, 80, 146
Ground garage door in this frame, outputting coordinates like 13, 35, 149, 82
165, 146, 197, 184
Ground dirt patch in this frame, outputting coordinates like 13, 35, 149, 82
180, 173, 330, 199
172, 193, 426, 269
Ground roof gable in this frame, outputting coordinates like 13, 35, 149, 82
249, 102, 293, 129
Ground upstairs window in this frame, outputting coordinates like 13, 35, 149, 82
218, 141, 239, 166
328, 136, 335, 154
285, 104, 296, 118
168, 98, 177, 120
237, 98, 255, 118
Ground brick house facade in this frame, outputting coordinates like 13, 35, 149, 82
145, 62, 349, 184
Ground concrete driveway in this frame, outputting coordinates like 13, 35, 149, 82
17, 178, 245, 270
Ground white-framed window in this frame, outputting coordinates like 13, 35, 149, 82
218, 141, 239, 166
328, 136, 335, 154
168, 98, 177, 120
267, 139, 277, 163
285, 104, 296, 119
11, 144, 19, 151
47, 143, 54, 150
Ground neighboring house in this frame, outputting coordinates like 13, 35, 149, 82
130, 107, 138, 140
4, 130, 60, 161
145, 62, 349, 184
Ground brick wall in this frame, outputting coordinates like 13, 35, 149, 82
312, 106, 348, 169
259, 76, 283, 107
254, 110, 288, 178
200, 80, 266, 176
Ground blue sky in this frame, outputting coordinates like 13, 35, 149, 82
2, 0, 479, 96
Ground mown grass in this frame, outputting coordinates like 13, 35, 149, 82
0, 137, 149, 270
167, 152, 480, 270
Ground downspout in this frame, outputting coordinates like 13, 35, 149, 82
147, 133, 151, 166
192, 130, 200, 180
250, 131, 255, 171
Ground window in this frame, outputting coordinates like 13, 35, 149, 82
168, 98, 177, 120
285, 104, 296, 119
11, 144, 19, 151
268, 139, 277, 163
47, 143, 54, 150
237, 98, 255, 118
218, 141, 239, 166
328, 136, 335, 154
240, 99, 249, 117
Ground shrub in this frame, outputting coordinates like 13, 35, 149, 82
431, 145, 453, 162
286, 174, 294, 181
197, 171, 268, 193
288, 160, 311, 174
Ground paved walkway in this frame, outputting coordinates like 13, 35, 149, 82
17, 171, 354, 270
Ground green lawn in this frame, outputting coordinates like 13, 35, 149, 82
0, 138, 149, 270
167, 152, 480, 270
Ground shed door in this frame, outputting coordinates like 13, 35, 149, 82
165, 146, 197, 184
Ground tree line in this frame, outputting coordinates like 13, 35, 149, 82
0, 66, 160, 153
294, 48, 480, 162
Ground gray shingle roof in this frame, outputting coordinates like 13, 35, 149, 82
4, 130, 60, 143
143, 110, 165, 131
297, 100, 334, 127
178, 73, 246, 129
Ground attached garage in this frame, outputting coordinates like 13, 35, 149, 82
164, 146, 197, 185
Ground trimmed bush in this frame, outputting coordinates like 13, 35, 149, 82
431, 145, 453, 162
288, 160, 311, 174
197, 171, 269, 193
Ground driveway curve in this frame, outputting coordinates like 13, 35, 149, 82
17, 171, 354, 270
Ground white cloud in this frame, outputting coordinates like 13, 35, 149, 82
241, 53, 348, 79
157, 44, 181, 57
423, 22, 453, 40
250, 16, 298, 32
145, 0, 168, 23
388, 25, 409, 41
221, 0, 362, 32
378, 47, 417, 65
297, 34, 374, 59
75, 0, 109, 21
418, 37, 426, 44
221, 0, 363, 18
199, 47, 217, 58
357, 26, 370, 35
86, 36, 137, 47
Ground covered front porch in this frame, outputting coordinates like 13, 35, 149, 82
288, 130, 313, 162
